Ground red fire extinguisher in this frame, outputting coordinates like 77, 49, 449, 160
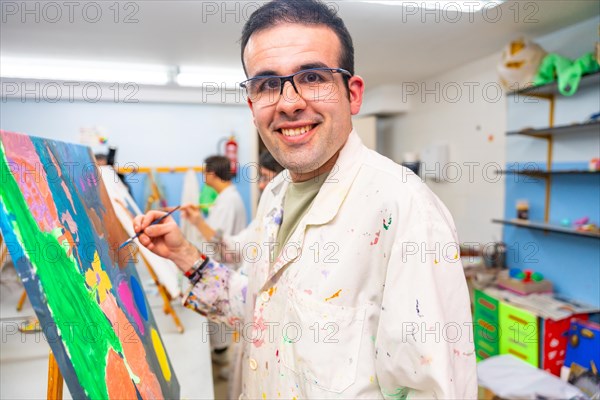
224, 136, 238, 176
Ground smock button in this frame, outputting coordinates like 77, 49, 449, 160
249, 358, 258, 370
260, 291, 270, 303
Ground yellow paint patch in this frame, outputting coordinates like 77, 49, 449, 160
325, 289, 342, 302
151, 328, 171, 381
434, 259, 439, 265
84, 251, 112, 303
268, 286, 277, 297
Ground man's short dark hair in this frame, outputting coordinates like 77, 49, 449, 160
204, 155, 233, 181
259, 151, 284, 174
240, 0, 355, 78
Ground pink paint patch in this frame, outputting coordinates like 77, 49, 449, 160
304, 289, 313, 295
252, 315, 267, 348
61, 211, 78, 235
117, 280, 145, 335
370, 230, 381, 246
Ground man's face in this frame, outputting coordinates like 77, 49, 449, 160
203, 171, 216, 189
244, 23, 364, 182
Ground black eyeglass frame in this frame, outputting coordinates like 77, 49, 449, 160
240, 67, 353, 100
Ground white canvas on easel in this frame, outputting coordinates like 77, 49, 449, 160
99, 166, 181, 298
180, 169, 204, 248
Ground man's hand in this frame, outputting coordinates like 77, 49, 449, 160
180, 203, 203, 227
180, 203, 216, 242
132, 210, 201, 273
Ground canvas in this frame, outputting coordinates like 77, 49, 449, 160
0, 131, 179, 399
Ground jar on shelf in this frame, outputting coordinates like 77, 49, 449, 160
516, 199, 529, 220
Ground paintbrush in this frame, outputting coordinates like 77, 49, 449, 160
119, 205, 181, 249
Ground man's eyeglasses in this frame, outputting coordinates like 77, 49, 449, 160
240, 67, 352, 105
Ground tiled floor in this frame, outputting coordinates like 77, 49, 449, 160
0, 261, 217, 399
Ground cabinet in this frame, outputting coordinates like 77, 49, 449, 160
492, 72, 600, 306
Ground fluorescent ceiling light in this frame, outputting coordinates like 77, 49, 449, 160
176, 67, 245, 89
177, 67, 241, 88
0, 58, 171, 85
361, 0, 505, 12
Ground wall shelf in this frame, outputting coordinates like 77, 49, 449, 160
506, 120, 600, 138
492, 218, 600, 239
497, 169, 600, 177
507, 72, 600, 97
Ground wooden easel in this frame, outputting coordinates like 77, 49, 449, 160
136, 249, 185, 333
47, 351, 63, 400
16, 290, 28, 311
0, 233, 7, 269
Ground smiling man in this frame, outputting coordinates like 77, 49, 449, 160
133, 0, 476, 398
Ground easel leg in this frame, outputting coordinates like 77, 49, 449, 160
16, 290, 27, 311
157, 284, 184, 333
47, 351, 63, 400
137, 251, 185, 333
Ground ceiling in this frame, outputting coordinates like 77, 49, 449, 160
1, 0, 598, 87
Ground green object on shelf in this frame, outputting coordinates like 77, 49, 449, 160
531, 272, 544, 282
516, 271, 525, 280
533, 53, 600, 96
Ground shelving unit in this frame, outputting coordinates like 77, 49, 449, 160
491, 65, 600, 308
477, 68, 600, 365
497, 169, 600, 177
492, 218, 600, 239
506, 120, 600, 137
497, 74, 599, 223
508, 71, 600, 96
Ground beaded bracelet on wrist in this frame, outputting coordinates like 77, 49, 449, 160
185, 254, 209, 284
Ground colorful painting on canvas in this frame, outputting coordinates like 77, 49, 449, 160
0, 130, 179, 399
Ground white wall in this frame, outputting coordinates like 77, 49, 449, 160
381, 16, 599, 244
382, 53, 507, 243
0, 99, 254, 168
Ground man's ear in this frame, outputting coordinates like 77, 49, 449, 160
348, 75, 365, 116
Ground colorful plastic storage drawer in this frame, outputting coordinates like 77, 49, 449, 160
499, 301, 539, 367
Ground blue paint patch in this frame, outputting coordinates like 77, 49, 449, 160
130, 275, 148, 321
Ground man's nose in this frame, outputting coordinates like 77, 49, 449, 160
275, 80, 306, 115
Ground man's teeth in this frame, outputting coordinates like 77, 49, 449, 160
281, 125, 313, 137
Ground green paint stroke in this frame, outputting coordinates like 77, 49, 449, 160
0, 143, 122, 399
383, 216, 392, 230
384, 386, 409, 400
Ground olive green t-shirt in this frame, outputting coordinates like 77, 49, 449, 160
273, 171, 330, 262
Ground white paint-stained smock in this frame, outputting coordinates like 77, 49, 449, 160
183, 131, 477, 399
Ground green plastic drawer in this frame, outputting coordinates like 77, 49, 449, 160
474, 290, 499, 323
499, 301, 539, 367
